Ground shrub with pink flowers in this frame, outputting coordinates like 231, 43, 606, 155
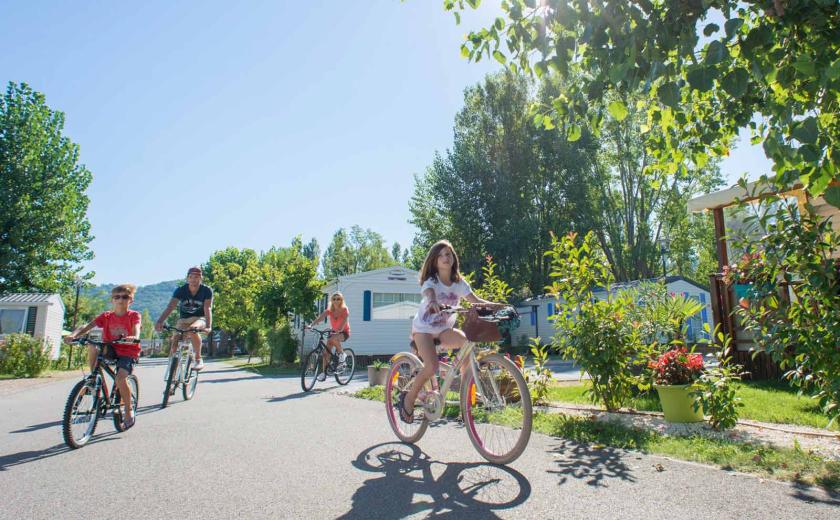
649, 347, 704, 386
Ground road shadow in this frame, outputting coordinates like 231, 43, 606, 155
264, 388, 327, 403
201, 375, 267, 384
546, 439, 636, 487
10, 420, 63, 434
0, 433, 119, 471
338, 442, 532, 519
789, 481, 840, 505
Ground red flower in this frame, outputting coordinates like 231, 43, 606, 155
651, 347, 704, 385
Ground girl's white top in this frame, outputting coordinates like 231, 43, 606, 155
411, 276, 472, 335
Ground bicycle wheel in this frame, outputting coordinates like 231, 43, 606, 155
62, 378, 101, 449
334, 348, 356, 385
161, 356, 178, 408
114, 375, 139, 432
182, 357, 198, 400
385, 354, 428, 444
300, 349, 321, 392
460, 353, 532, 465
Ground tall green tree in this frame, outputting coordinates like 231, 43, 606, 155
0, 82, 93, 292
322, 226, 396, 279
447, 0, 840, 205
203, 247, 262, 343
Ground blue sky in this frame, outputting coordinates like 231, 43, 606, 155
1, 1, 770, 286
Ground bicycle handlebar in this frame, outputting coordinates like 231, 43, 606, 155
67, 337, 138, 347
163, 325, 208, 334
304, 326, 337, 337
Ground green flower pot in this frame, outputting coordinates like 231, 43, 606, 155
655, 384, 704, 423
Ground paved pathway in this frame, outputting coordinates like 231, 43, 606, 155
1, 359, 838, 519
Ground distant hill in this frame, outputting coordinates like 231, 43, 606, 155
85, 280, 181, 319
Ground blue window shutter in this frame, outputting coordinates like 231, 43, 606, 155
363, 291, 371, 321
699, 293, 709, 338
530, 308, 536, 326
547, 302, 554, 316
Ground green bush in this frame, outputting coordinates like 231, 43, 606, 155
267, 323, 298, 364
546, 231, 652, 411
52, 341, 87, 370
0, 334, 52, 378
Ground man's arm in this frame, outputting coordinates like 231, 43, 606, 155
155, 297, 179, 332
203, 298, 212, 330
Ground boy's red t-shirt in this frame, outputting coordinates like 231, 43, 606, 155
94, 310, 141, 358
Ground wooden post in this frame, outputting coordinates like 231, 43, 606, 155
712, 208, 728, 270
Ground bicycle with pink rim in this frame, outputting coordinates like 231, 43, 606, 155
384, 306, 532, 465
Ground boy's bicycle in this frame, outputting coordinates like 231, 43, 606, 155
385, 305, 532, 465
62, 338, 140, 449
161, 325, 201, 408
300, 327, 356, 392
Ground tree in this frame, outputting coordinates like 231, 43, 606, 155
302, 238, 320, 263
61, 287, 108, 330
391, 242, 403, 265
0, 82, 93, 293
447, 0, 840, 205
322, 226, 396, 279
140, 309, 155, 340
203, 248, 262, 345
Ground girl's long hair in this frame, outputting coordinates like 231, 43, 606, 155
329, 292, 348, 314
418, 240, 461, 285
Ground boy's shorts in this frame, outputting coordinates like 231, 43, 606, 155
176, 316, 207, 331
102, 345, 137, 374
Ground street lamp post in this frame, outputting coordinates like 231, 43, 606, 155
659, 237, 670, 279
68, 276, 82, 369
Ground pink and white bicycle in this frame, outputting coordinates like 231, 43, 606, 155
385, 306, 532, 465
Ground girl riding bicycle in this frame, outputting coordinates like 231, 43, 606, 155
398, 240, 502, 423
309, 292, 351, 381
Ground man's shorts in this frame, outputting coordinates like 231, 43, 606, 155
176, 316, 207, 331
102, 345, 138, 374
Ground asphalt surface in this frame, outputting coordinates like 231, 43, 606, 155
1, 359, 838, 519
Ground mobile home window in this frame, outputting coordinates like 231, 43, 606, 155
0, 308, 27, 335
372, 293, 421, 320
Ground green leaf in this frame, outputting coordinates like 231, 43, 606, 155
721, 68, 749, 98
703, 23, 719, 36
657, 81, 680, 108
724, 18, 744, 38
824, 186, 840, 209
534, 61, 547, 78
494, 17, 505, 30
792, 117, 818, 144
609, 63, 629, 85
608, 100, 628, 121
704, 41, 728, 65
492, 50, 506, 65
567, 124, 582, 142
460, 44, 470, 58
827, 59, 840, 80
543, 115, 555, 130
687, 66, 718, 92
792, 57, 815, 76
453, 11, 460, 25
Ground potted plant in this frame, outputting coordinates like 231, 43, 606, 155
722, 252, 766, 309
367, 359, 389, 387
650, 347, 705, 423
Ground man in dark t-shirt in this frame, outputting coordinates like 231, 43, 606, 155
155, 266, 213, 370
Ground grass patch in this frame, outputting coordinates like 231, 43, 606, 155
224, 358, 299, 376
548, 380, 839, 431
350, 387, 840, 491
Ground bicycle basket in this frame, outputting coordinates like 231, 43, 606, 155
462, 309, 501, 343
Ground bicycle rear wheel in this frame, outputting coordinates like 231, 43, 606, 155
182, 357, 198, 400
114, 375, 139, 431
460, 353, 532, 465
161, 356, 178, 408
300, 349, 321, 392
334, 348, 356, 385
385, 354, 428, 444
62, 378, 100, 449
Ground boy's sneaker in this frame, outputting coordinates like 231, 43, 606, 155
317, 372, 326, 381
338, 352, 347, 363
194, 360, 205, 371
123, 413, 135, 430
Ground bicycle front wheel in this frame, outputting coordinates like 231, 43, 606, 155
182, 357, 198, 400
161, 357, 178, 408
385, 354, 428, 444
460, 353, 532, 465
62, 378, 100, 449
300, 349, 321, 392
334, 348, 356, 385
114, 375, 139, 432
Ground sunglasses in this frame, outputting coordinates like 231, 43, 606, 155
112, 295, 130, 300
332, 298, 342, 301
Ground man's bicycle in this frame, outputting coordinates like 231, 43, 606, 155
300, 327, 356, 392
161, 325, 201, 408
385, 305, 532, 465
62, 338, 140, 449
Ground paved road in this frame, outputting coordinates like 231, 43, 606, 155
1, 359, 838, 519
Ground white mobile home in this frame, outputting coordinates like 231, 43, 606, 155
297, 267, 422, 356
512, 276, 714, 347
0, 293, 66, 359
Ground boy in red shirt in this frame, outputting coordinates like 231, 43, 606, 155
66, 284, 141, 429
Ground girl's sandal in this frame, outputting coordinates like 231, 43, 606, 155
397, 391, 414, 424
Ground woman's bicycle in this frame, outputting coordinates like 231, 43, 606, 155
300, 327, 356, 392
161, 325, 201, 408
385, 305, 532, 465
62, 337, 140, 449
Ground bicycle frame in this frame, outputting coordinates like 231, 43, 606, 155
165, 334, 195, 385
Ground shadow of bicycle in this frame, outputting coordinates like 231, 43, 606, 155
338, 442, 532, 519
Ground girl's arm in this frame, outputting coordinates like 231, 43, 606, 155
464, 292, 503, 307
423, 287, 441, 314
308, 311, 327, 328
65, 319, 97, 342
